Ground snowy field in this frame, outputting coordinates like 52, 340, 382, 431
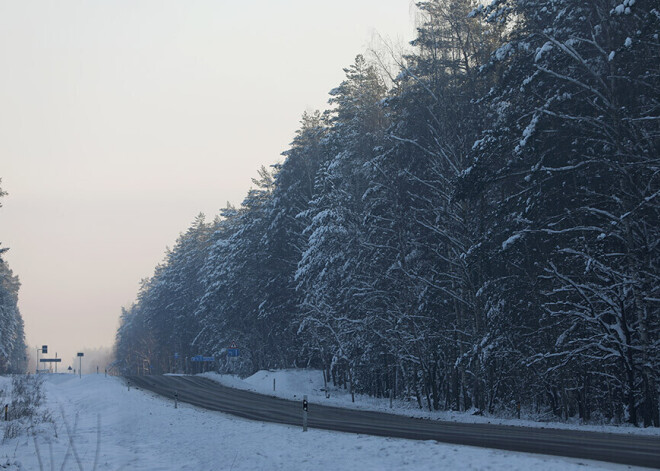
203, 369, 660, 437
0, 373, 654, 471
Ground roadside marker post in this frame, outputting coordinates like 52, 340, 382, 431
4, 404, 7, 421
128, 380, 131, 392
273, 378, 276, 392
302, 395, 308, 432
174, 390, 178, 409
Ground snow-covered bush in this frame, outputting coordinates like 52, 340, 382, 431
2, 375, 52, 440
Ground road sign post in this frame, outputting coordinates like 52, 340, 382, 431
77, 352, 84, 378
39, 358, 62, 374
302, 395, 308, 432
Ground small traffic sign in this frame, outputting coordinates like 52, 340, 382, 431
230, 342, 237, 349
227, 348, 239, 357
77, 352, 84, 357
42, 345, 48, 354
174, 352, 180, 359
39, 358, 62, 363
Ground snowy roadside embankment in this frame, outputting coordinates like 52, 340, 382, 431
0, 374, 654, 471
202, 369, 660, 437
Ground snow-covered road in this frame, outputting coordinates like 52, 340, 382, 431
0, 374, 654, 470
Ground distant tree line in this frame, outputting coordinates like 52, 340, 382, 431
114, 0, 659, 426
0, 179, 27, 374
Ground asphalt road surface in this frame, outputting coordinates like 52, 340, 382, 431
126, 375, 660, 468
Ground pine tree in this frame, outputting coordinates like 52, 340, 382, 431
469, 0, 660, 424
0, 179, 28, 374
296, 55, 388, 392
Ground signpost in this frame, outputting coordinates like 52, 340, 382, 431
227, 342, 240, 357
77, 352, 84, 378
39, 358, 62, 374
36, 345, 48, 373
190, 356, 215, 362
226, 342, 239, 374
190, 355, 214, 373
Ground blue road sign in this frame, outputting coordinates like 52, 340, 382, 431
174, 352, 179, 359
227, 348, 240, 357
191, 355, 215, 362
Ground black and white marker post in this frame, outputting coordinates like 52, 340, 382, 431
302, 395, 308, 432
174, 390, 178, 409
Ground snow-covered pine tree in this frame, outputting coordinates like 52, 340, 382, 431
0, 179, 27, 374
254, 112, 327, 368
296, 55, 388, 394
468, 0, 660, 425
358, 0, 498, 411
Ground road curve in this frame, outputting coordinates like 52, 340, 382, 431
126, 375, 660, 469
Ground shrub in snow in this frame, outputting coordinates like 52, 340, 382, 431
2, 375, 53, 440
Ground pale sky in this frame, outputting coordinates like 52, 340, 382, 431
0, 1, 415, 370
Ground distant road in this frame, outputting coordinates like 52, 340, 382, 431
126, 375, 660, 468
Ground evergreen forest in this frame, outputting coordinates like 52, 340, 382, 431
114, 0, 660, 427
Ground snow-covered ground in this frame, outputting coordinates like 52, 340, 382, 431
0, 373, 653, 470
202, 369, 660, 437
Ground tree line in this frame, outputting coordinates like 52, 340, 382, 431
0, 180, 28, 374
114, 0, 659, 426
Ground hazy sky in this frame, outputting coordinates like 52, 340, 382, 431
0, 1, 415, 370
